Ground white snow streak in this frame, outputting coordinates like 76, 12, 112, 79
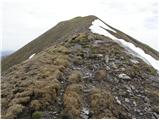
89, 19, 117, 40
29, 53, 36, 59
89, 19, 159, 70
114, 38, 159, 70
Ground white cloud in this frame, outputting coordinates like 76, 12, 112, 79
1, 0, 159, 51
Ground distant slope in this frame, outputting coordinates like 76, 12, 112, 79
99, 19, 159, 60
2, 15, 97, 72
1, 51, 14, 58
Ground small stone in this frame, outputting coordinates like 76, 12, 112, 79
111, 63, 117, 69
120, 56, 124, 60
121, 68, 125, 71
124, 86, 132, 93
80, 107, 90, 119
130, 85, 135, 90
139, 112, 143, 115
74, 44, 82, 49
89, 54, 103, 59
118, 90, 127, 96
81, 114, 88, 119
127, 90, 132, 94
83, 89, 92, 93
152, 112, 159, 119
118, 73, 131, 79
135, 109, 141, 113
93, 40, 104, 47
82, 107, 89, 115
105, 65, 110, 70
133, 101, 137, 106
144, 97, 149, 103
52, 112, 57, 114
61, 81, 64, 84
113, 77, 119, 83
130, 59, 139, 64
125, 98, 129, 103
115, 96, 121, 105
97, 54, 103, 57
60, 89, 64, 92
105, 55, 109, 63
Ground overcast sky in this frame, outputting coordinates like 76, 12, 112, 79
1, 0, 159, 51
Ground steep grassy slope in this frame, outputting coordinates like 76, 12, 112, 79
2, 15, 96, 72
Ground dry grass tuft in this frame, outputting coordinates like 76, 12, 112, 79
15, 90, 33, 97
94, 69, 107, 81
30, 100, 41, 110
65, 84, 83, 94
54, 58, 69, 67
5, 104, 24, 118
71, 33, 90, 44
68, 70, 82, 83
63, 84, 82, 118
90, 88, 114, 118
9, 97, 30, 106
49, 45, 70, 54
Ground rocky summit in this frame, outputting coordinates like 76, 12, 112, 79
1, 15, 159, 119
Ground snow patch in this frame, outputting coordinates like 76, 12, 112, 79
29, 53, 36, 59
89, 19, 117, 40
114, 38, 159, 70
89, 19, 159, 70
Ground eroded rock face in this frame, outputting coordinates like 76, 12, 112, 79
1, 32, 159, 119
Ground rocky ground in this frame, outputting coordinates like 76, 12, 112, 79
1, 32, 159, 119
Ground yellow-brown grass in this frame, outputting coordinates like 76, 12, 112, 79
94, 69, 107, 81
5, 104, 24, 118
68, 70, 82, 83
63, 84, 82, 118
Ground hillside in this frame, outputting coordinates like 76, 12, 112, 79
1, 16, 159, 119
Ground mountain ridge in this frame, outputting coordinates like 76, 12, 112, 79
2, 15, 158, 72
1, 15, 159, 119
2, 15, 97, 72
